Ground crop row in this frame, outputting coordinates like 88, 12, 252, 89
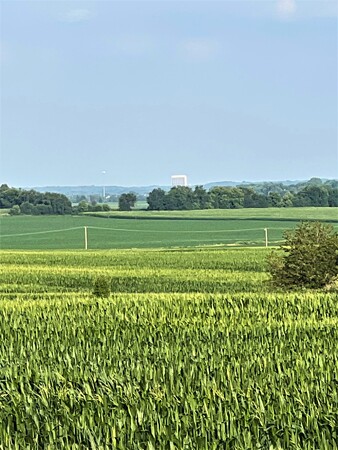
1, 248, 337, 449
0, 292, 337, 449
0, 264, 267, 294
0, 248, 266, 271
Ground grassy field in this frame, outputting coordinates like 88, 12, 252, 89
87, 206, 338, 221
1, 207, 337, 250
95, 200, 148, 210
0, 247, 337, 448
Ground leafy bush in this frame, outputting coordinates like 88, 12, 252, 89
93, 276, 111, 298
9, 205, 21, 215
118, 192, 137, 211
267, 221, 338, 289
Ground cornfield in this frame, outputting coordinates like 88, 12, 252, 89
0, 248, 337, 449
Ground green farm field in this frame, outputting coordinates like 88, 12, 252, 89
88, 206, 338, 220
1, 208, 337, 447
0, 247, 337, 448
1, 207, 337, 250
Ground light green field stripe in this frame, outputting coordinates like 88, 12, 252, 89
87, 225, 269, 233
0, 225, 270, 240
88, 224, 338, 234
0, 227, 83, 238
1, 223, 336, 240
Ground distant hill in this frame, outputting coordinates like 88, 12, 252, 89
203, 180, 318, 189
29, 185, 169, 197
26, 178, 336, 197
202, 181, 241, 189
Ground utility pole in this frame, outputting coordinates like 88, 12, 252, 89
264, 228, 268, 247
102, 170, 106, 201
84, 226, 88, 250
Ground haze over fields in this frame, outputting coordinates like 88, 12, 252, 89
1, 0, 337, 187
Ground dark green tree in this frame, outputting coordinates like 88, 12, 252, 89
209, 187, 244, 209
192, 186, 211, 209
293, 185, 329, 207
20, 201, 34, 215
241, 188, 269, 208
268, 192, 282, 207
119, 193, 137, 211
78, 201, 89, 213
328, 188, 338, 207
93, 276, 111, 298
147, 188, 167, 210
267, 222, 338, 289
0, 186, 72, 214
280, 192, 294, 207
33, 204, 53, 215
165, 186, 194, 210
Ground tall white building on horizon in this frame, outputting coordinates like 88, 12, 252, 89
171, 175, 188, 187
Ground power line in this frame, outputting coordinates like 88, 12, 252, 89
0, 227, 83, 238
1, 224, 336, 239
86, 225, 271, 234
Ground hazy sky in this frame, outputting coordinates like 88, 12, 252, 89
1, 0, 337, 187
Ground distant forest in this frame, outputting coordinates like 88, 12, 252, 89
146, 179, 338, 211
0, 184, 72, 215
0, 178, 337, 215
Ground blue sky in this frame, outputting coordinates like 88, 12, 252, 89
1, 0, 337, 187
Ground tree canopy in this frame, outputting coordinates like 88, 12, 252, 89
146, 180, 337, 211
118, 193, 137, 211
0, 185, 72, 215
267, 222, 338, 289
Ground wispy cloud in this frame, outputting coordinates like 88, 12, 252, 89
62, 9, 92, 23
180, 38, 219, 62
276, 0, 297, 19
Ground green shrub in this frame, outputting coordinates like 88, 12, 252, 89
93, 276, 111, 298
267, 221, 338, 289
9, 205, 21, 215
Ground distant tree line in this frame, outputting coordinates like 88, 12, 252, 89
74, 200, 111, 214
147, 179, 338, 211
1, 178, 337, 215
0, 184, 72, 215
0, 184, 138, 215
70, 193, 147, 204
